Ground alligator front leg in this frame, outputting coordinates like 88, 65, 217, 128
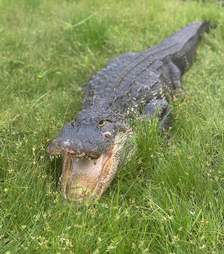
169, 61, 182, 90
144, 98, 172, 130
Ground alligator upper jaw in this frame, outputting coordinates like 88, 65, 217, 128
47, 141, 100, 159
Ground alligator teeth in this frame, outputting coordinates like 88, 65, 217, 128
49, 154, 62, 160
79, 153, 85, 158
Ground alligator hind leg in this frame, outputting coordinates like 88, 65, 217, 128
144, 98, 172, 131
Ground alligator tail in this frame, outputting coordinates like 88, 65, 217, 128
168, 21, 210, 73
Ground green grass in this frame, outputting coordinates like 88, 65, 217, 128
0, 0, 224, 253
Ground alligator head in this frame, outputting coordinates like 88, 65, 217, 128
48, 106, 129, 201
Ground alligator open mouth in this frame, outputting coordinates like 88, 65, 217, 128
48, 133, 128, 201
60, 144, 120, 201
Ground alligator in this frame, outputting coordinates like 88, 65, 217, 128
48, 21, 209, 201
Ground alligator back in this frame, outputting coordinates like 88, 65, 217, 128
83, 22, 209, 112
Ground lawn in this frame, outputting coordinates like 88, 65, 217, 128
0, 0, 224, 253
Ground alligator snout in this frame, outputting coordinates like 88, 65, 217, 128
47, 122, 114, 158
47, 138, 101, 159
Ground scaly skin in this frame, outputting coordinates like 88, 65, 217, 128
48, 22, 209, 201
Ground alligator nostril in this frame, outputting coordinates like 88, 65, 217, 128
103, 131, 112, 138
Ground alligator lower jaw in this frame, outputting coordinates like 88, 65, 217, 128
61, 149, 115, 201
60, 134, 127, 202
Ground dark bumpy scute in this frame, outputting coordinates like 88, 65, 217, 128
48, 21, 210, 201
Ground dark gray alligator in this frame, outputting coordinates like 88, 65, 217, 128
48, 22, 209, 201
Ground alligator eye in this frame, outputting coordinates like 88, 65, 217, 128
98, 119, 112, 128
98, 120, 105, 127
